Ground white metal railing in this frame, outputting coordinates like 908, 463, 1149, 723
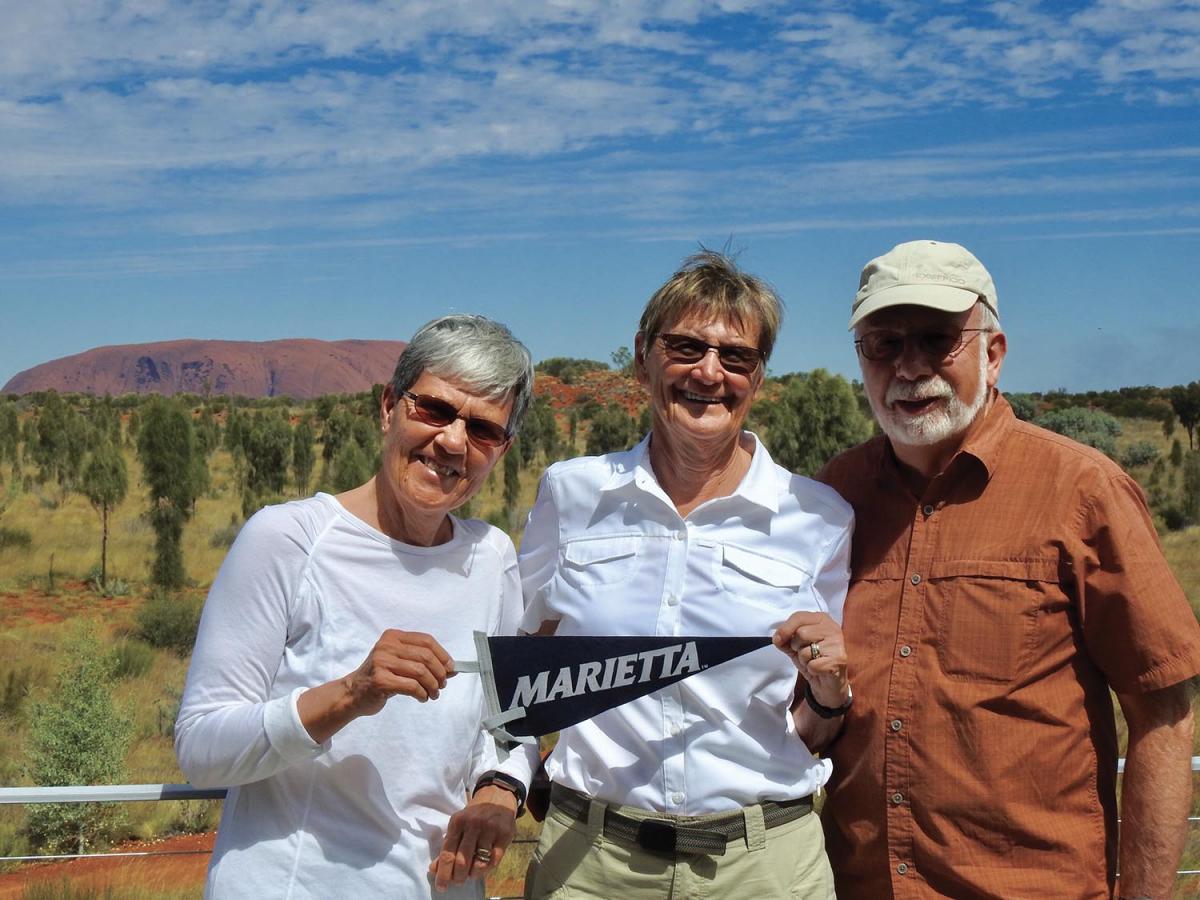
3, 760, 1200, 891
5, 757, 1199, 805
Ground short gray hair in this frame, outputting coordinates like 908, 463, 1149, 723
977, 301, 1000, 331
389, 315, 534, 435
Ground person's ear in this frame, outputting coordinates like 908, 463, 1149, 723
381, 385, 397, 433
985, 331, 1007, 389
633, 333, 649, 387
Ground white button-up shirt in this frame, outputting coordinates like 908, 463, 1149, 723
518, 433, 853, 814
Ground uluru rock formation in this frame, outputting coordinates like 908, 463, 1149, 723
2, 339, 407, 399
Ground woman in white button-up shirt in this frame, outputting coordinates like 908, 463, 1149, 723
175, 316, 539, 899
520, 253, 855, 899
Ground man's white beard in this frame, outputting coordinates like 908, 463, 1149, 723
868, 339, 989, 448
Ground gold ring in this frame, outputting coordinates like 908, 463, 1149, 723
809, 642, 822, 660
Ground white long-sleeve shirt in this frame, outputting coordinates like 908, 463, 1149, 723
519, 433, 853, 814
176, 493, 534, 899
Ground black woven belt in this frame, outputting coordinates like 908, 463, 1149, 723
548, 784, 813, 857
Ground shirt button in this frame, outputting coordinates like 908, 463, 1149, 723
671, 792, 684, 805
910, 573, 922, 585
674, 532, 685, 541
897, 863, 909, 875
670, 722, 683, 737
890, 719, 903, 732
666, 593, 680, 607
891, 792, 904, 805
899, 645, 912, 657
922, 504, 935, 516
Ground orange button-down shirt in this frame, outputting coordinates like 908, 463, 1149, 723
818, 394, 1200, 900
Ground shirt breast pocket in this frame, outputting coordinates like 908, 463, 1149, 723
932, 559, 1061, 684
559, 536, 643, 588
716, 544, 813, 615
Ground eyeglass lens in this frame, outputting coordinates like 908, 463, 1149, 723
403, 392, 510, 447
657, 334, 763, 374
856, 329, 988, 363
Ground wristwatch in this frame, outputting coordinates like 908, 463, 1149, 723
473, 771, 527, 818
805, 682, 853, 719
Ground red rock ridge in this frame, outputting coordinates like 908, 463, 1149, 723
2, 338, 408, 399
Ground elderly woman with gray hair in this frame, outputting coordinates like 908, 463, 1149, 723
176, 315, 538, 899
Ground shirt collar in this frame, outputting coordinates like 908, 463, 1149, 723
599, 431, 780, 514
956, 390, 1015, 478
874, 389, 1015, 487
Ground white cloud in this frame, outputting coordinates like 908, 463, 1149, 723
0, 0, 1197, 248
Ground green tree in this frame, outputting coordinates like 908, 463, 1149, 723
586, 404, 637, 455
137, 397, 200, 588
241, 413, 292, 515
195, 405, 221, 456
532, 398, 560, 462
322, 408, 354, 463
1184, 453, 1200, 525
33, 392, 92, 493
24, 625, 133, 853
0, 401, 18, 465
504, 447, 520, 512
79, 441, 128, 590
611, 346, 634, 376
758, 370, 874, 476
1171, 439, 1184, 468
293, 419, 316, 493
330, 441, 374, 492
1170, 382, 1200, 450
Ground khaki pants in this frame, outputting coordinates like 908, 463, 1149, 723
524, 795, 835, 899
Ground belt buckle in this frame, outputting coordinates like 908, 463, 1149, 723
635, 818, 677, 855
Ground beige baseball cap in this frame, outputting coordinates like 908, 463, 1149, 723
849, 239, 998, 329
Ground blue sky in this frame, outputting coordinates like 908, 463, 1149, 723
1, 0, 1198, 393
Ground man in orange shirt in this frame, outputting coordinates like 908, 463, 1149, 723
818, 239, 1199, 899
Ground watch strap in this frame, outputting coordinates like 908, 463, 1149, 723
474, 771, 527, 817
805, 682, 853, 719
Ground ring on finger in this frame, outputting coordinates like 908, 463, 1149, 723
474, 848, 493, 863
809, 641, 822, 661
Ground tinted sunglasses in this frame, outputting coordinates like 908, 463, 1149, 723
401, 391, 511, 448
657, 333, 765, 375
855, 328, 993, 364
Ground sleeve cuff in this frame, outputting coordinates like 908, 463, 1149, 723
492, 740, 539, 790
263, 687, 328, 763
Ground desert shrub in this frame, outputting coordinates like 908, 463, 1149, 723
111, 638, 156, 680
0, 820, 30, 865
24, 626, 132, 854
1159, 504, 1189, 532
135, 590, 203, 655
1006, 393, 1038, 421
1, 666, 32, 720
210, 518, 242, 549
1120, 442, 1159, 469
0, 526, 31, 550
1171, 439, 1184, 467
1035, 407, 1121, 457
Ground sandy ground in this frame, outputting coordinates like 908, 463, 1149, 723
0, 833, 213, 898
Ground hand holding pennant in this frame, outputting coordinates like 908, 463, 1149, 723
455, 632, 771, 758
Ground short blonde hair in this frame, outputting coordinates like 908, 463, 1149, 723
637, 250, 784, 360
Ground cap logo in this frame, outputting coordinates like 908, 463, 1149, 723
911, 268, 967, 286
